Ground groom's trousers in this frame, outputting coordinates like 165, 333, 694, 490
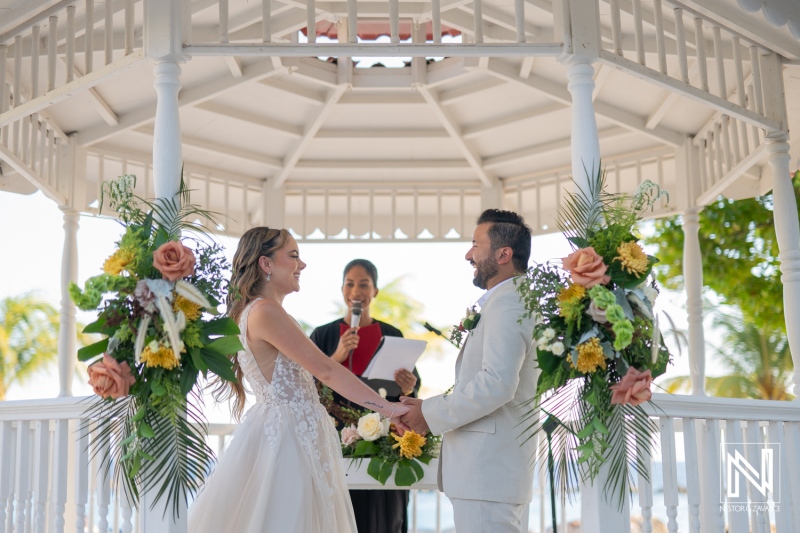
450, 498, 526, 533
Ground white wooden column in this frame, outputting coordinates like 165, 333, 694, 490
767, 134, 800, 396
678, 139, 706, 396
142, 0, 188, 529
480, 179, 503, 211
563, 1, 629, 530
57, 207, 80, 397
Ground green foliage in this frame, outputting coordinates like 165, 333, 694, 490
646, 172, 800, 333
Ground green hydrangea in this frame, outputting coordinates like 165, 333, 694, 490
604, 304, 626, 324
182, 321, 203, 349
69, 274, 135, 311
612, 321, 634, 350
588, 285, 617, 309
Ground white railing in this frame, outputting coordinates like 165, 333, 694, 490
0, 1, 145, 130
598, 0, 783, 133
640, 393, 800, 533
2, 394, 798, 532
184, 0, 567, 57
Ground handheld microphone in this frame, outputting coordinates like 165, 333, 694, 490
347, 301, 363, 372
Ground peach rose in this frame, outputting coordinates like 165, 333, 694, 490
609, 367, 653, 407
561, 247, 610, 288
153, 241, 196, 282
341, 424, 361, 447
87, 354, 136, 400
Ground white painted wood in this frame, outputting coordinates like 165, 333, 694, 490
784, 422, 800, 528
31, 421, 49, 533
14, 421, 30, 531
473, 0, 483, 43
104, 0, 113, 64
85, 0, 94, 74
682, 418, 702, 533
219, 0, 229, 43
31, 25, 41, 99
74, 421, 88, 533
0, 421, 14, 533
48, 17, 58, 92
683, 185, 707, 389
653, 0, 666, 74
95, 428, 110, 533
565, 59, 600, 190
694, 17, 709, 92
697, 141, 767, 205
125, 0, 135, 54
610, 0, 622, 55
416, 85, 494, 189
674, 8, 689, 82
51, 419, 69, 533
151, 59, 183, 202
632, 0, 645, 65
749, 46, 765, 115
306, 0, 315, 43
767, 422, 792, 532
66, 5, 75, 83
637, 431, 654, 533
702, 419, 725, 532
514, 0, 525, 42
724, 420, 750, 533
57, 205, 79, 395
720, 115, 732, 170
712, 27, 727, 99
659, 417, 679, 532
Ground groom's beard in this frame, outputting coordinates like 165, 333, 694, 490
471, 256, 499, 290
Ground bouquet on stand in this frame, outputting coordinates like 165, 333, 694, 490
70, 175, 242, 516
319, 385, 441, 486
515, 168, 672, 508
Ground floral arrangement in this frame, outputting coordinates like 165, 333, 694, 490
319, 385, 440, 485
515, 168, 671, 507
70, 175, 241, 516
449, 306, 481, 348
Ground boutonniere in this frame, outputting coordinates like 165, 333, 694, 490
450, 306, 481, 348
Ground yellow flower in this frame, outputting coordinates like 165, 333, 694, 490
140, 343, 180, 370
558, 283, 586, 303
570, 337, 607, 374
614, 242, 649, 277
391, 431, 427, 460
103, 249, 136, 275
173, 294, 202, 321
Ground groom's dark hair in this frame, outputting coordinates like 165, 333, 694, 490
477, 209, 532, 273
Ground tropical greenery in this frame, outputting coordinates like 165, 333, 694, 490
661, 306, 794, 400
516, 168, 672, 508
69, 174, 242, 517
0, 293, 96, 400
646, 170, 800, 334
0, 294, 59, 400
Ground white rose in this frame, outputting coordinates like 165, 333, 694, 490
357, 413, 386, 441
550, 342, 565, 356
543, 328, 556, 340
379, 417, 390, 437
643, 287, 658, 306
586, 300, 609, 324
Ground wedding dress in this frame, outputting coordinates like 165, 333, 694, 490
188, 299, 357, 532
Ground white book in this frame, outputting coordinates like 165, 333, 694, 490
361, 336, 427, 381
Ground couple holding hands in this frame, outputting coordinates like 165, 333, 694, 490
188, 209, 537, 533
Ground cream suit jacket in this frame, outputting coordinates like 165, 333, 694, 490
422, 279, 537, 505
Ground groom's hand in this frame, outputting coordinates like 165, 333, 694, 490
399, 397, 429, 434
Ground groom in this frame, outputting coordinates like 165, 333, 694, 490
400, 209, 537, 533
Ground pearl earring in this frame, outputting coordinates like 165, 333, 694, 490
266, 273, 271, 282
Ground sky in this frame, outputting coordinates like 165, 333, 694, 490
0, 189, 714, 421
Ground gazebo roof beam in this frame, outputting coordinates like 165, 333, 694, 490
274, 84, 348, 188
439, 78, 506, 105
484, 126, 632, 169
295, 159, 471, 169
130, 126, 283, 169
481, 58, 685, 147
338, 92, 427, 105
646, 60, 701, 130
258, 78, 326, 104
315, 129, 449, 139
439, 10, 520, 42
416, 84, 495, 188
90, 143, 265, 187
426, 58, 477, 88
287, 180, 479, 190
79, 59, 289, 146
462, 102, 566, 139
59, 56, 119, 126
195, 102, 303, 137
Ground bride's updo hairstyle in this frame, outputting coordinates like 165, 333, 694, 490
213, 226, 289, 420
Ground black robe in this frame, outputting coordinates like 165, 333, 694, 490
310, 318, 421, 533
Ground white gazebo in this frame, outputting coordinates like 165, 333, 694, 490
2, 0, 800, 531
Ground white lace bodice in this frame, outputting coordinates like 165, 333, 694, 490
235, 300, 332, 460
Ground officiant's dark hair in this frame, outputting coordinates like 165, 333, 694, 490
477, 209, 532, 272
342, 259, 378, 287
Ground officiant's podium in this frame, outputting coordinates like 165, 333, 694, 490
343, 458, 439, 490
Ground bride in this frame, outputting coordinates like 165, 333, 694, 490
188, 227, 409, 533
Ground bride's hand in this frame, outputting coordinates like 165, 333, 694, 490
389, 402, 411, 427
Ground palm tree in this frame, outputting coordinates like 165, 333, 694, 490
0, 294, 61, 400
660, 308, 794, 400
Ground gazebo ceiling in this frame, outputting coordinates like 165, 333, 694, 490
1, 0, 799, 240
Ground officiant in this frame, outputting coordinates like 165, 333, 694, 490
310, 258, 421, 533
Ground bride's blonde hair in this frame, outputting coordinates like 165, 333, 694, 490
212, 226, 289, 420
